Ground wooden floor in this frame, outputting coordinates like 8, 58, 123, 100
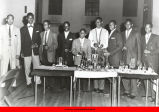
0, 69, 156, 107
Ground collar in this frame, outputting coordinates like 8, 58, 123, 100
126, 28, 132, 32
96, 27, 102, 30
111, 28, 116, 33
64, 31, 70, 33
145, 32, 152, 37
27, 23, 34, 27
7, 24, 13, 29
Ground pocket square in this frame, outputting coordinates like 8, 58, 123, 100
69, 38, 73, 41
36, 31, 39, 33
111, 37, 115, 39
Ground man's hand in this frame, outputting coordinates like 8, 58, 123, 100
122, 46, 127, 51
21, 54, 24, 58
144, 49, 151, 54
94, 43, 99, 48
65, 49, 69, 52
104, 52, 110, 57
99, 44, 103, 48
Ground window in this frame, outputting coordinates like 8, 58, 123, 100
85, 0, 99, 16
48, 0, 62, 15
123, 0, 138, 17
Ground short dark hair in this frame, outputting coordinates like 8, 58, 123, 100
63, 21, 70, 26
109, 20, 117, 25
27, 12, 34, 18
43, 20, 51, 25
145, 22, 153, 28
125, 18, 133, 24
95, 17, 103, 22
6, 14, 14, 20
80, 28, 87, 33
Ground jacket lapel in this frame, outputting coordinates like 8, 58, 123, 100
25, 26, 32, 40
146, 34, 153, 46
47, 31, 52, 45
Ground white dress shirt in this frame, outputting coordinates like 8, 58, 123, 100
145, 33, 151, 44
125, 28, 132, 40
43, 30, 50, 45
27, 23, 34, 39
96, 27, 102, 42
64, 31, 70, 39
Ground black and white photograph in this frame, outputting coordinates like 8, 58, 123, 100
0, 0, 159, 107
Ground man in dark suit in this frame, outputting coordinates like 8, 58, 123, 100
106, 20, 123, 68
21, 13, 42, 86
141, 23, 159, 101
122, 19, 141, 99
57, 21, 75, 66
57, 21, 75, 89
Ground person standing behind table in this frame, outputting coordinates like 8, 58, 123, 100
0, 14, 21, 87
88, 17, 109, 93
122, 19, 141, 99
72, 28, 91, 91
141, 23, 159, 102
21, 13, 42, 87
57, 21, 75, 90
39, 20, 58, 66
106, 20, 123, 68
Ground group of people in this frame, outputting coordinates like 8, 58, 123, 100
0, 12, 159, 101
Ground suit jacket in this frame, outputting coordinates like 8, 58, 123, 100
72, 38, 91, 66
122, 29, 141, 65
57, 32, 75, 66
141, 33, 159, 72
108, 30, 123, 67
0, 25, 21, 68
21, 24, 42, 57
39, 30, 58, 63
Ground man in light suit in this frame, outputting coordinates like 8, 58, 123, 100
141, 23, 159, 101
88, 17, 109, 93
107, 20, 123, 68
21, 13, 42, 87
39, 20, 58, 65
0, 14, 21, 87
122, 19, 141, 99
72, 28, 91, 91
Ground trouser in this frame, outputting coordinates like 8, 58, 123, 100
94, 79, 105, 90
24, 54, 41, 85
0, 50, 16, 87
122, 79, 138, 96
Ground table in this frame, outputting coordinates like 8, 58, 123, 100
74, 70, 118, 106
31, 65, 76, 106
117, 69, 159, 106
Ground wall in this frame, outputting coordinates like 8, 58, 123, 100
42, 0, 144, 33
0, 0, 36, 28
152, 0, 159, 35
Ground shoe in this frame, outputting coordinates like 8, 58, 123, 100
129, 95, 136, 99
122, 92, 129, 97
27, 84, 32, 88
94, 88, 99, 93
98, 90, 104, 93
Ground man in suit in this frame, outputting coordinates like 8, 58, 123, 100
141, 23, 159, 101
57, 21, 75, 66
106, 20, 123, 68
122, 19, 141, 99
57, 21, 75, 89
21, 13, 42, 87
0, 14, 21, 87
88, 17, 109, 93
72, 28, 91, 91
39, 20, 58, 65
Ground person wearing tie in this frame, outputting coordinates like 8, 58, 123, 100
141, 23, 159, 102
21, 13, 42, 87
106, 20, 123, 68
39, 20, 58, 65
122, 19, 141, 99
57, 21, 75, 90
0, 14, 21, 87
88, 17, 109, 93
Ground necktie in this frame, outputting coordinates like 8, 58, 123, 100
9, 26, 11, 46
44, 31, 47, 45
9, 26, 11, 37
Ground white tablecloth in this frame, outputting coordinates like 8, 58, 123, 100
74, 70, 118, 80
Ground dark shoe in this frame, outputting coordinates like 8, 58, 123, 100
122, 92, 130, 97
27, 84, 32, 88
129, 95, 136, 99
98, 90, 104, 93
150, 97, 155, 103
94, 88, 99, 93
